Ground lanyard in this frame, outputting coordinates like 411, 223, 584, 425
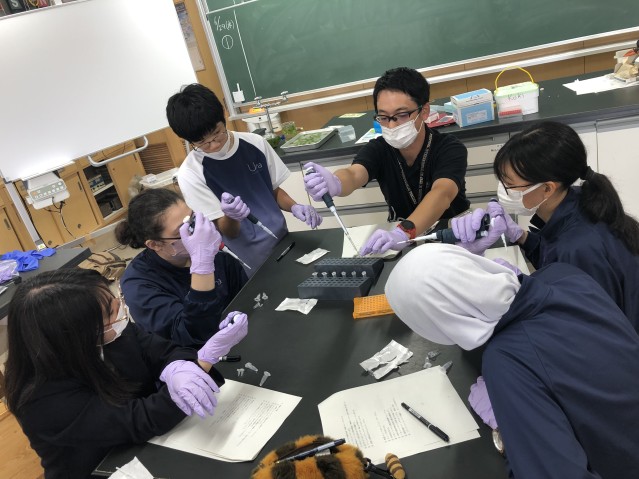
393, 131, 433, 207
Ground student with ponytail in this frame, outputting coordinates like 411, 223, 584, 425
452, 121, 639, 333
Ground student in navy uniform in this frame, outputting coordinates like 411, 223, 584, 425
385, 244, 639, 479
4, 268, 248, 479
453, 121, 639, 333
166, 83, 322, 275
303, 67, 469, 256
116, 188, 247, 347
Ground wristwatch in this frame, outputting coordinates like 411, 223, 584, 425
398, 220, 417, 240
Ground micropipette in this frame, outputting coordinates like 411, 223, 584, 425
304, 166, 359, 254
398, 213, 491, 245
247, 213, 278, 240
183, 214, 252, 270
222, 194, 278, 240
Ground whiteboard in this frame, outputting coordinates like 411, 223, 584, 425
0, 0, 197, 181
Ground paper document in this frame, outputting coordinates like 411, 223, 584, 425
342, 224, 400, 259
149, 380, 301, 462
318, 367, 479, 464
484, 244, 531, 274
563, 74, 639, 95
355, 128, 382, 144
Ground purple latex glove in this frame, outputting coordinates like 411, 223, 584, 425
493, 257, 522, 276
487, 201, 524, 243
198, 311, 248, 364
220, 192, 250, 221
160, 360, 219, 418
469, 376, 498, 429
451, 208, 488, 243
359, 227, 409, 256
303, 161, 342, 202
455, 215, 507, 256
291, 204, 323, 229
179, 212, 221, 275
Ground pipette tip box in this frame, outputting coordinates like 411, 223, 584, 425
353, 294, 394, 320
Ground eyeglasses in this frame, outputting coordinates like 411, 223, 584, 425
374, 106, 422, 126
502, 183, 535, 191
190, 129, 228, 152
155, 212, 194, 242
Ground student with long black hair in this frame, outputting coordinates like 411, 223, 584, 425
4, 268, 248, 478
454, 121, 639, 332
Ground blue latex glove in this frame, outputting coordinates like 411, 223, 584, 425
469, 376, 498, 430
303, 161, 342, 202
160, 360, 219, 417
487, 201, 524, 243
451, 208, 488, 243
493, 257, 522, 276
359, 227, 409, 256
198, 311, 248, 364
179, 212, 221, 275
220, 192, 250, 221
455, 215, 507, 256
291, 204, 323, 229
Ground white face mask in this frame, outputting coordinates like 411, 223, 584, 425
497, 182, 547, 216
206, 131, 232, 159
103, 301, 129, 346
381, 116, 423, 149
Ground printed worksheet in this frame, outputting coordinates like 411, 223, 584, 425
150, 380, 301, 462
318, 368, 479, 464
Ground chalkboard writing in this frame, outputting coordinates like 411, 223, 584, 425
204, 0, 637, 100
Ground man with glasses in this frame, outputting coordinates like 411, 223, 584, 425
304, 67, 469, 255
166, 84, 322, 275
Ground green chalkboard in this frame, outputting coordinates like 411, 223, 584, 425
204, 0, 637, 100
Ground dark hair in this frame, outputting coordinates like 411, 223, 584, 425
166, 83, 226, 143
115, 188, 184, 248
4, 269, 138, 414
372, 67, 430, 112
494, 121, 639, 254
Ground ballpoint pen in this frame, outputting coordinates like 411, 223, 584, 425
401, 402, 450, 442
275, 241, 295, 261
275, 438, 346, 463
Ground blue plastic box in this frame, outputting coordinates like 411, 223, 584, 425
450, 89, 495, 127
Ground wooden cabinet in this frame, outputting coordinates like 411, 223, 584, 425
0, 207, 23, 252
79, 141, 146, 225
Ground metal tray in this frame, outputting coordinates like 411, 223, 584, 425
280, 128, 336, 152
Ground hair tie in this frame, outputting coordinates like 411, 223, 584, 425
582, 166, 595, 181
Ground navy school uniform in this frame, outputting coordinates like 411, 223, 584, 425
521, 186, 639, 333
16, 323, 224, 479
121, 248, 247, 347
483, 263, 639, 479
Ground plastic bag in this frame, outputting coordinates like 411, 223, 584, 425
0, 259, 19, 284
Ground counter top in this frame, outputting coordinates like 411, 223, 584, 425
276, 71, 639, 165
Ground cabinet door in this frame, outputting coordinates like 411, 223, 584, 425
54, 173, 100, 241
596, 116, 639, 219
107, 153, 146, 208
0, 207, 24, 252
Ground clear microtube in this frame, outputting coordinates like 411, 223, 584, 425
426, 350, 440, 360
362, 271, 367, 277
341, 271, 347, 277
351, 271, 357, 277
322, 272, 328, 278
331, 271, 337, 277
312, 272, 318, 277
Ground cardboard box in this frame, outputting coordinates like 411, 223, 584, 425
494, 81, 539, 116
450, 89, 494, 127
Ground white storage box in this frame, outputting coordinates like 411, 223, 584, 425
494, 67, 540, 116
450, 88, 495, 127
140, 168, 179, 189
